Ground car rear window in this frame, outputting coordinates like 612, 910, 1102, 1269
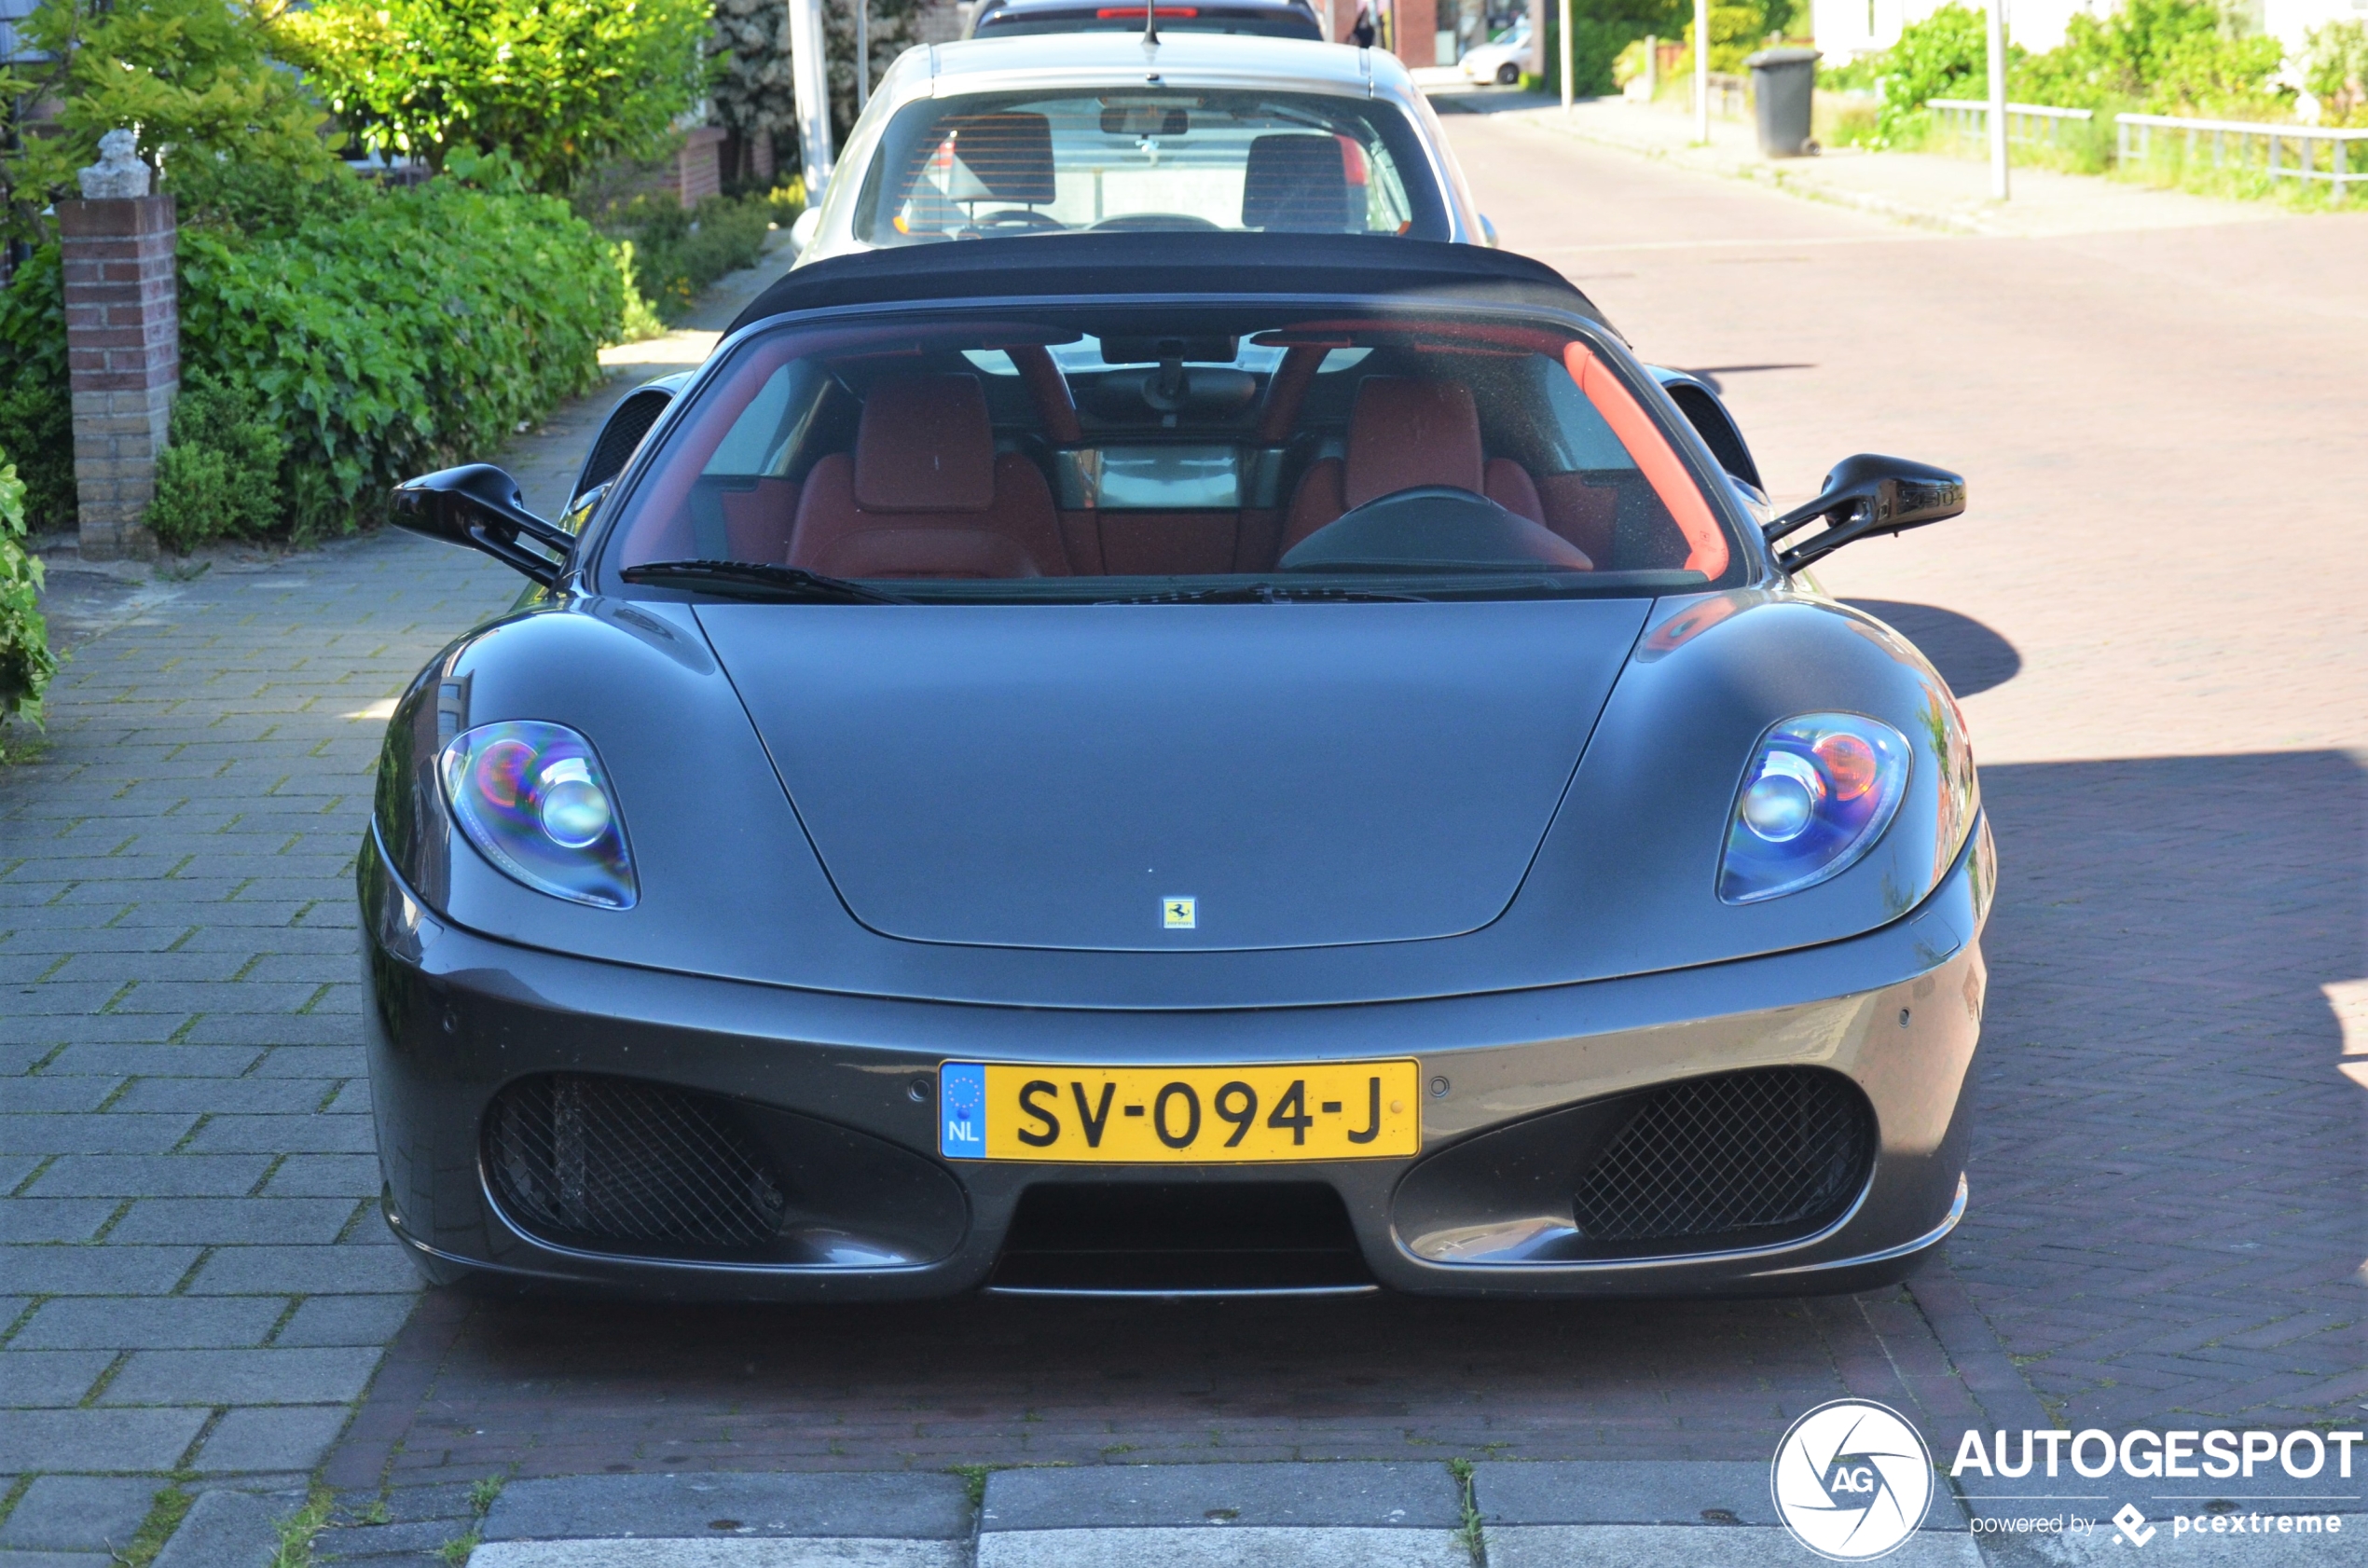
597, 304, 1740, 602
850, 89, 1445, 244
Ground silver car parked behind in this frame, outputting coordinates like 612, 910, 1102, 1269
789, 31, 1493, 266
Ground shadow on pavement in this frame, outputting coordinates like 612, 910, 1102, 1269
1845, 598, 2022, 697
1965, 749, 2365, 1429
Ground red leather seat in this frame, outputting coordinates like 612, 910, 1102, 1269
787, 376, 1069, 579
1281, 377, 1555, 555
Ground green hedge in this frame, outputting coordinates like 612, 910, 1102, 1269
0, 451, 57, 759
599, 191, 778, 324
175, 178, 626, 540
0, 172, 626, 548
0, 252, 76, 535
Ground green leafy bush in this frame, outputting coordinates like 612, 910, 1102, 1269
146, 371, 288, 551
0, 0, 341, 239
1874, 3, 1998, 143
2306, 20, 2368, 124
591, 194, 774, 323
177, 178, 626, 533
2016, 0, 2285, 117
0, 251, 75, 533
0, 452, 59, 758
1540, 0, 1694, 99
2007, 0, 2282, 117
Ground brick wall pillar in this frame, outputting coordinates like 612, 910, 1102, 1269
58, 194, 177, 561
678, 127, 727, 209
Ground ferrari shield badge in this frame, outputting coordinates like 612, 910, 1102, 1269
1163, 896, 1196, 929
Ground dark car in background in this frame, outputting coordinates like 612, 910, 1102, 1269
968, 0, 1326, 39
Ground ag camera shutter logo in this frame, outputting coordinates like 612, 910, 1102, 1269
1771, 1398, 1935, 1560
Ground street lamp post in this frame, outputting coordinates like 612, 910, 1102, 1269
1693, 0, 1709, 144
1559, 0, 1573, 112
1986, 0, 2010, 199
790, 0, 834, 199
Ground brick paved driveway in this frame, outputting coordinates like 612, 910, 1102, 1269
3, 129, 2361, 1561
1433, 115, 2365, 1429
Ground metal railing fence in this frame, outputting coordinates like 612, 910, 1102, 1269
1926, 98, 2094, 149
2114, 112, 2365, 202
1925, 98, 2366, 202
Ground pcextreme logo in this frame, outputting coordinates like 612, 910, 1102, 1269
1770, 1399, 1936, 1561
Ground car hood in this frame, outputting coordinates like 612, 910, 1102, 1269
697, 601, 1651, 952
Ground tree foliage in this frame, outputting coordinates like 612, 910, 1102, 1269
279, 0, 714, 192
0, 0, 342, 240
710, 0, 928, 158
2304, 20, 2368, 125
1871, 2, 1999, 140
2016, 0, 2285, 117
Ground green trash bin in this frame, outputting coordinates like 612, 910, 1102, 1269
1745, 47, 1821, 158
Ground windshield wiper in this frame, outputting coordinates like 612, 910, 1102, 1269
1093, 581, 1431, 605
621, 560, 913, 605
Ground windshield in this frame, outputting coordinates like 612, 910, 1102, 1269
974, 7, 1324, 39
598, 304, 1741, 603
851, 89, 1444, 243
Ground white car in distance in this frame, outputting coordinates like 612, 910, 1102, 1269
787, 31, 1492, 266
1458, 21, 1532, 87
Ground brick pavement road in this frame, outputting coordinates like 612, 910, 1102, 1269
3, 132, 2361, 1564
1431, 114, 2366, 1429
0, 539, 517, 1544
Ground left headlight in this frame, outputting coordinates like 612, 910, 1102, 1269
439, 721, 638, 909
1717, 713, 1909, 905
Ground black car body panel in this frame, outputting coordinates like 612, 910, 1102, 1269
367, 233, 1986, 1300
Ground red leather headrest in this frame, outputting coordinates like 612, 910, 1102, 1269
1343, 378, 1486, 509
855, 376, 996, 513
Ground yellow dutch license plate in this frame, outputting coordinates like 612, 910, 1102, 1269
937, 1060, 1421, 1163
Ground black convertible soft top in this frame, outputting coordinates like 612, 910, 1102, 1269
724, 234, 1615, 338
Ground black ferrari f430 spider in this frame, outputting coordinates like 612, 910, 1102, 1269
365, 235, 1989, 1300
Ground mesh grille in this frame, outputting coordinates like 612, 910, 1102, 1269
1570, 1068, 1872, 1245
577, 390, 669, 501
485, 1073, 786, 1252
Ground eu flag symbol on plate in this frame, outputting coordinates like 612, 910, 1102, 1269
940, 1062, 986, 1159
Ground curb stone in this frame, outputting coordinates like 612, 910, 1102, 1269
149, 1489, 302, 1568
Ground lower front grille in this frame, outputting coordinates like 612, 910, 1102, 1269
1571, 1067, 1873, 1245
484, 1073, 787, 1254
991, 1182, 1374, 1295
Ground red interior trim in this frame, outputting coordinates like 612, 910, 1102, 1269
1000, 343, 1082, 445
1256, 344, 1329, 443
1561, 342, 1729, 579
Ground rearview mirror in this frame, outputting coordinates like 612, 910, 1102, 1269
1763, 453, 1965, 572
389, 464, 574, 585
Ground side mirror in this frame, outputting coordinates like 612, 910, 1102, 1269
787, 206, 823, 257
1763, 453, 1965, 572
389, 464, 575, 585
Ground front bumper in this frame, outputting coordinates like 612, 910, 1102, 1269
363, 818, 1991, 1300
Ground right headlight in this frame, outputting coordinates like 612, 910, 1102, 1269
1717, 713, 1910, 905
439, 720, 638, 909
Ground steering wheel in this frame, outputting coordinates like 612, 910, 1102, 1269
1088, 213, 1224, 233
1279, 487, 1593, 572
963, 209, 1067, 234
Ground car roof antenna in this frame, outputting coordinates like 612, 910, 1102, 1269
1142, 0, 1160, 48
